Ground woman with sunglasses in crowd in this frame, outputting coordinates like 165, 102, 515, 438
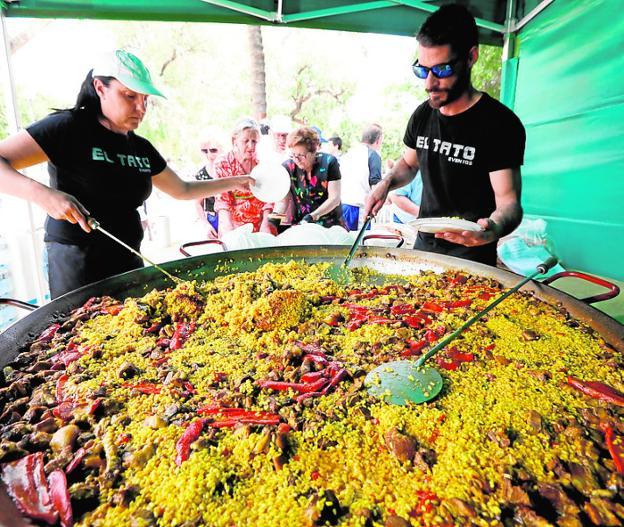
194, 138, 223, 239
213, 118, 274, 235
0, 50, 252, 298
365, 4, 525, 266
281, 126, 345, 228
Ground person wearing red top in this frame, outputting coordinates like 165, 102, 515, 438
213, 118, 273, 234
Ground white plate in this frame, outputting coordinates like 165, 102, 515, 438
408, 217, 484, 234
250, 162, 291, 203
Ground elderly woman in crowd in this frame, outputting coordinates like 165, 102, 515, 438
282, 126, 344, 227
213, 118, 273, 235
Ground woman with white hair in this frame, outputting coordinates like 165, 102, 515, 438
0, 49, 251, 298
213, 118, 274, 235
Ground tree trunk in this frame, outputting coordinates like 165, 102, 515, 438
246, 25, 267, 120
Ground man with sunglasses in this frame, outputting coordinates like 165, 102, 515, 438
365, 4, 526, 266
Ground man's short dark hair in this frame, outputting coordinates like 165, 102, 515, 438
328, 135, 342, 151
361, 124, 382, 145
417, 4, 478, 57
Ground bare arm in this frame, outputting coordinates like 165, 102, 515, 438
310, 180, 341, 221
364, 147, 419, 218
391, 194, 420, 218
436, 167, 523, 247
0, 130, 91, 232
152, 165, 253, 200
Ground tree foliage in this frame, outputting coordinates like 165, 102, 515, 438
1, 20, 503, 173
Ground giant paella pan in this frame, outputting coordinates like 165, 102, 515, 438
0, 246, 623, 527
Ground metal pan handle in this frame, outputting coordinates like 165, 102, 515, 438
0, 298, 38, 311
362, 234, 404, 248
179, 240, 225, 257
542, 271, 620, 304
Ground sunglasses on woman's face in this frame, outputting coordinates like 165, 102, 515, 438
412, 58, 460, 79
201, 148, 219, 154
290, 152, 309, 161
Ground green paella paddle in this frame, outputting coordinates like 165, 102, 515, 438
364, 257, 559, 405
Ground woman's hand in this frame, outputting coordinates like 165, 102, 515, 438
34, 187, 91, 233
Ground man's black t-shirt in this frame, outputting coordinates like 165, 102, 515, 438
403, 93, 526, 264
27, 110, 167, 249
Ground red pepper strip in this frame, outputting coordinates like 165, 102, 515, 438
207, 415, 281, 428
422, 301, 444, 313
295, 342, 328, 357
123, 382, 162, 395
451, 273, 468, 285
170, 321, 196, 350
479, 292, 494, 301
175, 419, 206, 465
143, 322, 162, 335
391, 303, 416, 315
304, 353, 330, 366
600, 423, 624, 474
401, 339, 427, 358
300, 371, 325, 383
443, 299, 472, 309
56, 374, 69, 404
65, 448, 86, 475
379, 284, 404, 294
321, 368, 348, 395
102, 304, 123, 316
435, 358, 460, 371
36, 323, 61, 343
367, 316, 395, 325
277, 423, 291, 435
447, 347, 475, 363
567, 377, 624, 407
424, 329, 440, 344
257, 378, 328, 394
257, 380, 302, 392
156, 338, 171, 348
48, 469, 73, 527
346, 316, 367, 331
197, 407, 277, 419
0, 452, 58, 524
403, 315, 425, 329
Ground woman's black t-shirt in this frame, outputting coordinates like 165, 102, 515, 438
27, 110, 167, 249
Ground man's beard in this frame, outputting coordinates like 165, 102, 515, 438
427, 66, 471, 109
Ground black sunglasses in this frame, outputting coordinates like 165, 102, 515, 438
201, 148, 219, 154
412, 58, 460, 79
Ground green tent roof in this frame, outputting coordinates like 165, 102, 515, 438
4, 0, 543, 45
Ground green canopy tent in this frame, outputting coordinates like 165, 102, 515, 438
1, 0, 622, 285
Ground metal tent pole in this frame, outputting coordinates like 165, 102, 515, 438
0, 13, 48, 306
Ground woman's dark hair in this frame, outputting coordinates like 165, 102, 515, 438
417, 4, 478, 57
54, 70, 114, 117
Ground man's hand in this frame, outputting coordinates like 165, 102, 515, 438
434, 218, 502, 247
363, 178, 391, 219
35, 187, 91, 233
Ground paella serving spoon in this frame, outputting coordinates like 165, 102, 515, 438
364, 257, 559, 405
88, 218, 183, 285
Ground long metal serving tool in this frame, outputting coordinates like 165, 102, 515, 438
364, 257, 559, 405
88, 218, 182, 285
343, 215, 373, 268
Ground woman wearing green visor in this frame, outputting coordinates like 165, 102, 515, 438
0, 50, 251, 298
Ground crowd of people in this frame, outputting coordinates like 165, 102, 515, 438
0, 2, 525, 298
